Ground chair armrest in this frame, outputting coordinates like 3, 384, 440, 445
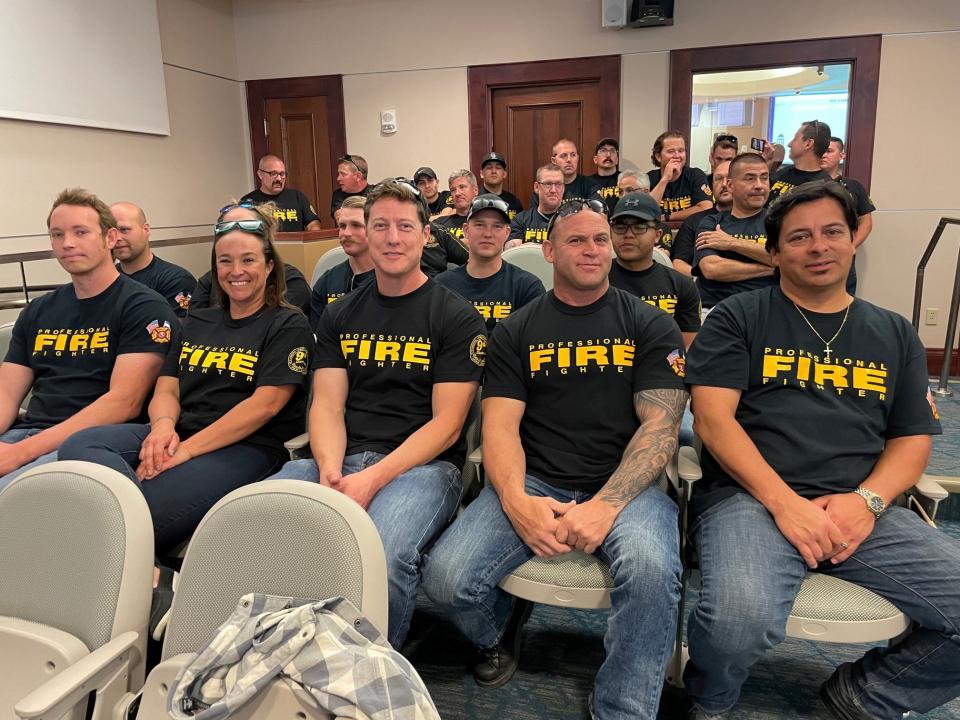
914, 474, 948, 502
678, 446, 702, 484
468, 446, 482, 466
284, 432, 309, 451
15, 631, 139, 719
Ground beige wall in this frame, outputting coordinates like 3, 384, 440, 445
0, 0, 248, 302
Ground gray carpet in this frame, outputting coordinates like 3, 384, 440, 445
405, 383, 960, 719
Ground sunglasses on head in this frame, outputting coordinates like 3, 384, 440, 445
374, 178, 431, 215
546, 197, 607, 236
340, 154, 363, 172
715, 134, 738, 145
214, 219, 266, 237
470, 196, 509, 214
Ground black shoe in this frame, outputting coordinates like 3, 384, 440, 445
149, 565, 176, 641
473, 599, 533, 688
820, 662, 872, 720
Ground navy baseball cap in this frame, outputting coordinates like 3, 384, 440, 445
481, 152, 507, 169
610, 192, 661, 222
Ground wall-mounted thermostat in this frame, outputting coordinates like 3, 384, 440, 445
381, 109, 397, 135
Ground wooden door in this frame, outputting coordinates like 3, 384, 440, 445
491, 82, 602, 202
247, 76, 348, 230
265, 96, 331, 223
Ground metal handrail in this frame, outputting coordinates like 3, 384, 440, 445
912, 217, 960, 397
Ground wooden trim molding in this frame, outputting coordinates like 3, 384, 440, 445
669, 35, 881, 191
467, 56, 621, 175
927, 347, 960, 378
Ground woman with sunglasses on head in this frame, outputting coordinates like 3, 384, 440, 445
648, 130, 715, 222
60, 202, 315, 556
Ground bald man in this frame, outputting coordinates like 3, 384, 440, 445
111, 202, 196, 317
241, 154, 321, 232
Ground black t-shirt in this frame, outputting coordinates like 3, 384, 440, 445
483, 287, 686, 492
427, 191, 454, 215
421, 224, 469, 277
240, 188, 320, 232
648, 166, 713, 217
530, 174, 602, 208
592, 173, 621, 213
767, 166, 831, 206
190, 265, 311, 318
670, 208, 716, 266
693, 209, 776, 307
608, 261, 701, 333
6, 275, 179, 429
163, 305, 313, 456
435, 262, 546, 332
483, 188, 524, 219
657, 220, 674, 253
685, 287, 941, 516
314, 279, 486, 466
432, 213, 468, 240
329, 186, 372, 219
836, 176, 875, 216
309, 260, 376, 330
509, 208, 553, 244
120, 255, 196, 318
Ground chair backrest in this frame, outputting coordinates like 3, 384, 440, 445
311, 246, 348, 287
0, 461, 154, 687
162, 480, 389, 659
503, 244, 553, 290
652, 249, 672, 266
0, 321, 15, 361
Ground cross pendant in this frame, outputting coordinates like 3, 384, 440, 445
824, 345, 832, 361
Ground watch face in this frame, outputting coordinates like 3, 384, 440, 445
869, 496, 884, 513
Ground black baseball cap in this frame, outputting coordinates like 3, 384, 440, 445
595, 138, 620, 153
481, 152, 507, 169
610, 192, 661, 222
467, 194, 511, 223
413, 167, 437, 182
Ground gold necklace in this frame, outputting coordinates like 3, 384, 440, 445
791, 300, 851, 362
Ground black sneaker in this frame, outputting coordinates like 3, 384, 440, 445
820, 662, 872, 720
473, 599, 533, 688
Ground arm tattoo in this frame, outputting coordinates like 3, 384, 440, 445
596, 388, 689, 508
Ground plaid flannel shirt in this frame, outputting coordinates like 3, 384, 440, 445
167, 593, 439, 720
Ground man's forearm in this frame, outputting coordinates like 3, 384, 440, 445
361, 414, 464, 489
16, 391, 146, 463
860, 435, 931, 506
700, 257, 774, 282
671, 201, 713, 221
310, 406, 348, 475
729, 239, 775, 265
853, 213, 873, 249
483, 426, 529, 505
596, 389, 686, 508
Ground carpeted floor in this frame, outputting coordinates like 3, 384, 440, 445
405, 383, 960, 719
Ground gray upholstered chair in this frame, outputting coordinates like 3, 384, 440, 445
503, 244, 553, 290
311, 245, 348, 287
135, 480, 388, 719
1, 461, 153, 720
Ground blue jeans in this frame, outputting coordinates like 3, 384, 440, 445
0, 427, 58, 492
59, 424, 283, 554
270, 452, 462, 649
684, 491, 960, 717
421, 475, 681, 720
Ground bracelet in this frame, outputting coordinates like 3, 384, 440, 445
150, 415, 176, 427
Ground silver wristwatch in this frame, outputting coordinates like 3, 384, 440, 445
855, 486, 886, 518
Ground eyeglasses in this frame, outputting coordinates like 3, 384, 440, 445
611, 220, 658, 235
536, 180, 564, 189
715, 134, 738, 145
258, 169, 286, 179
596, 147, 618, 155
214, 219, 266, 237
546, 197, 607, 236
469, 196, 509, 214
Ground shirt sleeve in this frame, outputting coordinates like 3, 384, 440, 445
299, 191, 320, 227
117, 289, 182, 357
885, 324, 942, 438
482, 318, 528, 402
284, 267, 312, 317
158, 266, 197, 318
689, 167, 713, 204
313, 304, 347, 370
160, 335, 182, 378
441, 230, 469, 266
671, 217, 697, 264
4, 302, 36, 366
847, 179, 876, 215
673, 276, 702, 332
254, 311, 316, 387
631, 309, 687, 393
189, 273, 212, 310
692, 214, 722, 271
684, 301, 751, 390
310, 273, 328, 331
517, 274, 546, 309
509, 214, 524, 241
433, 297, 487, 383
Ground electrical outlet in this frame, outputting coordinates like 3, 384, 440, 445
925, 308, 940, 325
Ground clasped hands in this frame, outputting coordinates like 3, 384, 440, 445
774, 492, 876, 568
505, 494, 619, 557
